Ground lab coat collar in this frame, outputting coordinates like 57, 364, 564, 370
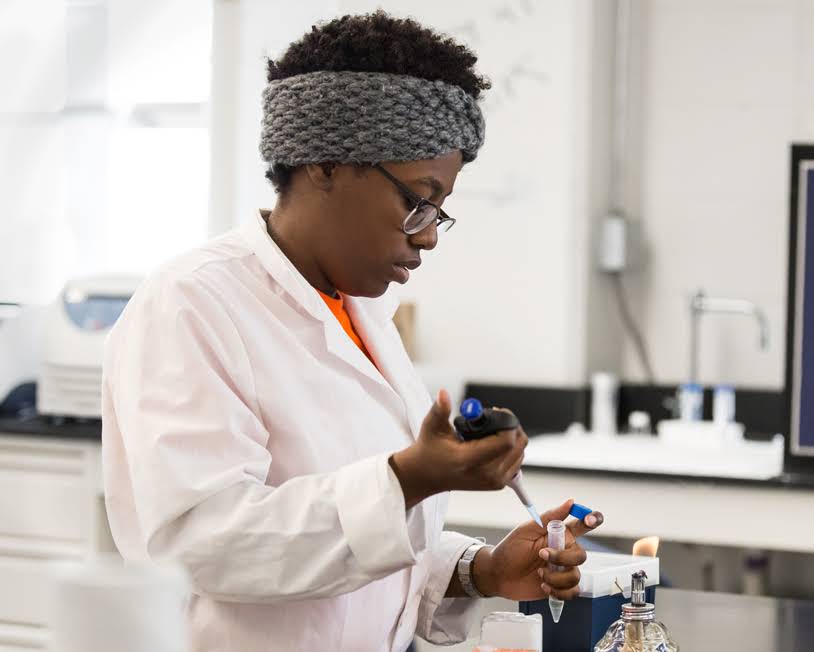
240, 211, 399, 324
239, 210, 404, 398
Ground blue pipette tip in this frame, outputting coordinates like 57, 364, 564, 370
460, 398, 483, 420
526, 504, 544, 528
569, 503, 593, 520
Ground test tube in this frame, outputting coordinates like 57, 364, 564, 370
546, 519, 566, 623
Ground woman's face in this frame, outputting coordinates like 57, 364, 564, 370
318, 150, 463, 298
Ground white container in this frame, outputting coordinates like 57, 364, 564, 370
658, 419, 745, 447
713, 385, 736, 425
578, 552, 660, 598
591, 372, 619, 435
678, 383, 703, 421
627, 411, 652, 435
47, 554, 189, 652
476, 611, 542, 652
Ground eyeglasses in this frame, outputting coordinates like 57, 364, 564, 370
373, 164, 456, 235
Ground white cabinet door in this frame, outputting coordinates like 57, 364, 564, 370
0, 468, 86, 542
0, 621, 48, 650
0, 555, 80, 629
0, 437, 99, 645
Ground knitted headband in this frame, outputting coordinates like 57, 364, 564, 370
259, 70, 486, 168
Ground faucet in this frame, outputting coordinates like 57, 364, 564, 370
688, 288, 770, 384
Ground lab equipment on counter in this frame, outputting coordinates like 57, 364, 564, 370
455, 398, 544, 527
524, 428, 782, 479
677, 383, 703, 421
741, 550, 769, 596
627, 411, 652, 436
657, 418, 746, 446
593, 570, 678, 651
38, 276, 140, 418
713, 384, 735, 425
591, 372, 619, 435
47, 553, 188, 652
521, 551, 660, 651
0, 303, 45, 413
546, 519, 566, 623
474, 611, 542, 652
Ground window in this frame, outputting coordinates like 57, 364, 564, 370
0, 0, 212, 303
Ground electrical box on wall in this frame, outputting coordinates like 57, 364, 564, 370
598, 214, 627, 272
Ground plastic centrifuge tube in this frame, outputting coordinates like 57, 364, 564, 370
546, 519, 566, 623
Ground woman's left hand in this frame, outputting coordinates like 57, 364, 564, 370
474, 499, 604, 601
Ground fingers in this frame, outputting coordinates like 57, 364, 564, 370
537, 564, 581, 590
539, 583, 582, 601
423, 389, 452, 425
465, 427, 526, 467
539, 544, 588, 568
539, 499, 574, 526
420, 389, 457, 439
436, 388, 452, 417
567, 510, 605, 538
496, 435, 526, 478
502, 451, 525, 481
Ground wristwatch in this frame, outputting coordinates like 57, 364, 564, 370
457, 540, 490, 598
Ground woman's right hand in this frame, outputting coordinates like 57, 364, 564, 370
388, 389, 529, 509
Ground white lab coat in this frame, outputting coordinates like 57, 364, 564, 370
101, 211, 481, 652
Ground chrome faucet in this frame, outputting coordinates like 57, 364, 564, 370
689, 288, 770, 384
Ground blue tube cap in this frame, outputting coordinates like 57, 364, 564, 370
569, 503, 593, 520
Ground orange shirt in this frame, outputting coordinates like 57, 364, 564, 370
317, 290, 376, 366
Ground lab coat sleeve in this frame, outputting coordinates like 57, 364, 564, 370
414, 529, 482, 644
103, 273, 427, 603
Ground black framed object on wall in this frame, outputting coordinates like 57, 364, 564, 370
785, 144, 814, 474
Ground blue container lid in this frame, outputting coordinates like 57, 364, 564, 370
569, 503, 593, 520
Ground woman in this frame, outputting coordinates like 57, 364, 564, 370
102, 11, 602, 652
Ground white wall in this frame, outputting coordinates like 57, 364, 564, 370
215, 0, 612, 386
617, 0, 814, 389
218, 0, 813, 391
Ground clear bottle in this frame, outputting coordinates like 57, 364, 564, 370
594, 571, 679, 652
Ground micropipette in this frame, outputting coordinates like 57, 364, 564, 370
453, 398, 544, 525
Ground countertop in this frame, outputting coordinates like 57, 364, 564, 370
655, 588, 814, 651
3, 414, 814, 489
0, 413, 101, 439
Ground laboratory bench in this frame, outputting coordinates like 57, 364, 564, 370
2, 415, 814, 553
445, 464, 814, 555
0, 414, 102, 440
415, 588, 814, 651
2, 418, 814, 650
655, 588, 814, 651
445, 430, 814, 555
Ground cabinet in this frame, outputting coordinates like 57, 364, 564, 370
0, 436, 109, 651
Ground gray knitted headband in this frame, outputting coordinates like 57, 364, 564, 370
259, 70, 485, 168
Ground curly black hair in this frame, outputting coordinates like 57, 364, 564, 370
264, 11, 490, 195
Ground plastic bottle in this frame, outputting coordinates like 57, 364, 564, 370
591, 372, 619, 435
